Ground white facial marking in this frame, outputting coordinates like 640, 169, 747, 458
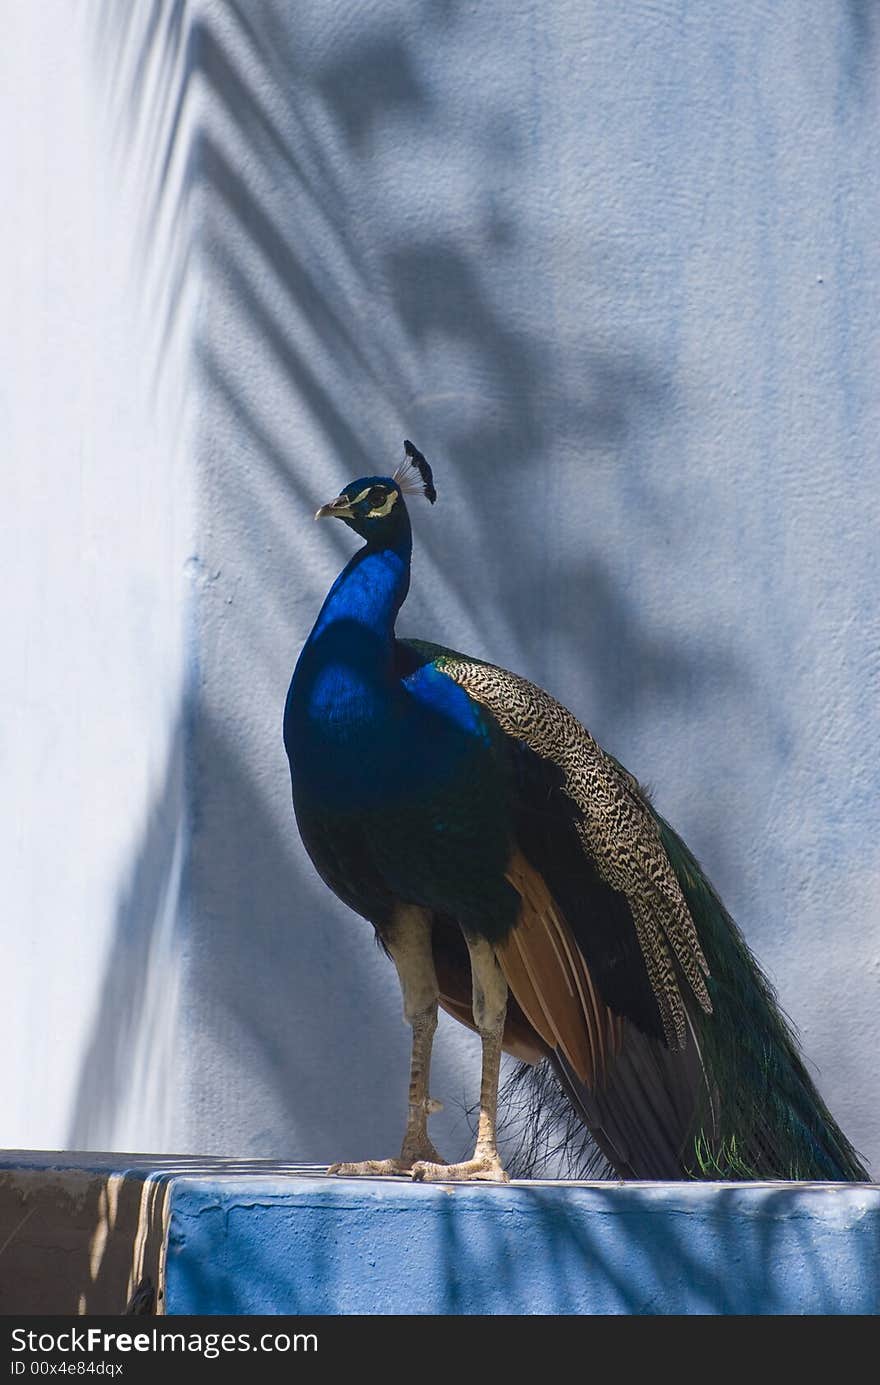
368, 489, 399, 518
346, 485, 399, 517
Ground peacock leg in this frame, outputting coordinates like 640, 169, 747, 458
412, 931, 510, 1183
329, 905, 447, 1177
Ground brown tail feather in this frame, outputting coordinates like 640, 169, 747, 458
498, 852, 621, 1088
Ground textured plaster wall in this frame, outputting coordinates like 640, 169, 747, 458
1, 3, 196, 1150
4, 2, 878, 1170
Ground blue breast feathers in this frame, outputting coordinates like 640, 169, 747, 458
284, 528, 496, 814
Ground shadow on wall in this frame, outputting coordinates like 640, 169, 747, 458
67, 718, 187, 1151
843, 0, 877, 102
423, 1184, 868, 1315
168, 1181, 880, 1315
68, 1, 842, 1162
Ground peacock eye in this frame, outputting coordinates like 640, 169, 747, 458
367, 487, 386, 507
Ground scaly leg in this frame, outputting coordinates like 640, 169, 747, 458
412, 931, 509, 1183
329, 905, 447, 1176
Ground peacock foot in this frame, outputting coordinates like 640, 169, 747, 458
329, 1137, 447, 1178
411, 1151, 509, 1183
328, 1158, 414, 1177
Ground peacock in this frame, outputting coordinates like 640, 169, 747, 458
283, 441, 867, 1183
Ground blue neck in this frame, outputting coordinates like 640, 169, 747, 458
291, 521, 412, 735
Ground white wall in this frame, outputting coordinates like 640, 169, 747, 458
0, 2, 196, 1151
4, 1, 878, 1171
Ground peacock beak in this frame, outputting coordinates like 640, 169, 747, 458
315, 494, 355, 521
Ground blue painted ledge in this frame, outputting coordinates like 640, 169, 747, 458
1, 1154, 878, 1315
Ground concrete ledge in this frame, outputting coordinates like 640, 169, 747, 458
1, 1154, 878, 1315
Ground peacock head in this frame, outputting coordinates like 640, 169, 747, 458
315, 440, 436, 543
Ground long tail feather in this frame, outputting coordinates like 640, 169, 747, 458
501, 1015, 710, 1181
656, 814, 868, 1181
507, 819, 869, 1182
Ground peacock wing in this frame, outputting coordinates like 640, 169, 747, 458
398, 638, 712, 1048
